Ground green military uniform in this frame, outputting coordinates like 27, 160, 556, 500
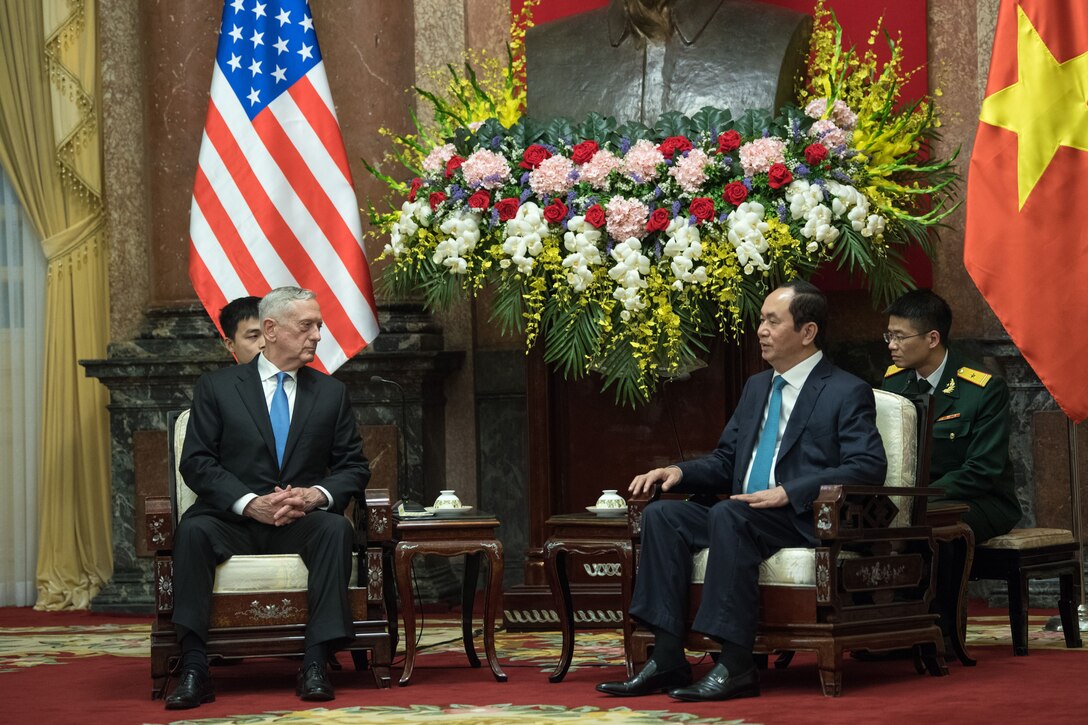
882, 349, 1021, 542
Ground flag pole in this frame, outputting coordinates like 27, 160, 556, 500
1045, 420, 1087, 632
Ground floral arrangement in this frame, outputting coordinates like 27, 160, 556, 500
369, 1, 959, 406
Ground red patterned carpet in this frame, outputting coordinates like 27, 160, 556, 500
0, 605, 1083, 724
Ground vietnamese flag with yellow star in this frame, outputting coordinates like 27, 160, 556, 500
964, 0, 1088, 422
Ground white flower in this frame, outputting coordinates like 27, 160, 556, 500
608, 237, 650, 320
725, 201, 770, 271
385, 199, 432, 257
432, 210, 480, 274
501, 201, 549, 275
562, 215, 603, 292
663, 217, 707, 289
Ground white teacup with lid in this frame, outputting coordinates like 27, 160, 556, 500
595, 489, 626, 509
432, 490, 463, 509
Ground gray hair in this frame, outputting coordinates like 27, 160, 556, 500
259, 286, 316, 323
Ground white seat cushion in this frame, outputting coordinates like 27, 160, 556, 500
978, 528, 1075, 550
213, 553, 360, 593
691, 546, 860, 587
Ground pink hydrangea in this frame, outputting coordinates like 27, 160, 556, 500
579, 149, 622, 188
804, 98, 858, 130
809, 119, 849, 148
668, 148, 712, 194
422, 143, 457, 174
738, 137, 787, 176
605, 196, 649, 241
529, 154, 576, 196
460, 149, 511, 190
622, 139, 665, 182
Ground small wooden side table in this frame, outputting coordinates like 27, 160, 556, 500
394, 514, 507, 686
543, 512, 633, 682
929, 503, 977, 667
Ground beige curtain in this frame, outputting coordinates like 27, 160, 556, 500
0, 0, 112, 609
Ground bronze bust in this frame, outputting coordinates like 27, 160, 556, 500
526, 0, 812, 124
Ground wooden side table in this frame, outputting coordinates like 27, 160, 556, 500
543, 512, 633, 682
394, 514, 507, 686
929, 503, 976, 667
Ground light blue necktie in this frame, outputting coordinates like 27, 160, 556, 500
748, 376, 787, 493
271, 371, 290, 466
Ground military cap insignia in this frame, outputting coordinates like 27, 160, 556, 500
956, 367, 992, 387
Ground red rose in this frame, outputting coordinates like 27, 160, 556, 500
408, 177, 423, 202
520, 144, 552, 170
428, 191, 447, 211
584, 204, 606, 228
767, 163, 793, 189
467, 190, 491, 210
646, 207, 671, 233
717, 130, 742, 154
495, 197, 520, 221
804, 143, 828, 166
658, 135, 694, 160
722, 181, 748, 206
445, 155, 464, 178
571, 140, 600, 164
543, 198, 568, 224
689, 197, 716, 222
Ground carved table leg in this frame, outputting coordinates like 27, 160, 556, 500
463, 551, 482, 668
395, 544, 418, 686
545, 540, 573, 682
616, 540, 634, 678
934, 523, 976, 666
483, 540, 508, 682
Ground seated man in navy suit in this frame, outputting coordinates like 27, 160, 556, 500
597, 280, 887, 701
166, 286, 369, 710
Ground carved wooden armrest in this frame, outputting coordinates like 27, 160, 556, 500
363, 487, 394, 544
812, 485, 942, 540
145, 496, 174, 552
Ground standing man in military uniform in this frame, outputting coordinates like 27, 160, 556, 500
882, 290, 1021, 543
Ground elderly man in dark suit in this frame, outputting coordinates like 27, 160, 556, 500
165, 286, 369, 710
597, 280, 887, 702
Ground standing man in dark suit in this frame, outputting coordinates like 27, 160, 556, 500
882, 290, 1020, 542
165, 287, 369, 710
597, 281, 887, 702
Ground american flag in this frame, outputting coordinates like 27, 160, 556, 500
189, 0, 379, 372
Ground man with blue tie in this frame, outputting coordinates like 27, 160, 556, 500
166, 286, 369, 709
597, 281, 887, 701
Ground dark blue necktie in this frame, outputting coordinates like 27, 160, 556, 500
748, 376, 787, 493
271, 371, 290, 466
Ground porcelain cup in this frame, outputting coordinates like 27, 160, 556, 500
433, 490, 463, 509
595, 489, 626, 509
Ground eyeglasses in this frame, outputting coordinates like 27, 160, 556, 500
883, 331, 930, 345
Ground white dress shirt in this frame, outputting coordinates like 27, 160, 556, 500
740, 350, 824, 492
919, 350, 949, 393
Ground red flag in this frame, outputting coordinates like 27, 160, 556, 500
964, 0, 1088, 422
188, 0, 379, 373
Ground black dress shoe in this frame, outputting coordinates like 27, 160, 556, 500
164, 666, 215, 710
668, 662, 760, 702
596, 660, 692, 697
296, 661, 335, 701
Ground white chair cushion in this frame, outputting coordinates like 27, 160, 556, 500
213, 553, 360, 593
174, 409, 198, 516
691, 547, 860, 587
872, 389, 918, 528
978, 528, 1075, 550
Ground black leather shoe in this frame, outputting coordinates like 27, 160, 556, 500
668, 662, 760, 702
164, 666, 215, 710
296, 661, 335, 701
596, 660, 692, 697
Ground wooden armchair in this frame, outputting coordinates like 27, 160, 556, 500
145, 410, 397, 699
624, 389, 946, 696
